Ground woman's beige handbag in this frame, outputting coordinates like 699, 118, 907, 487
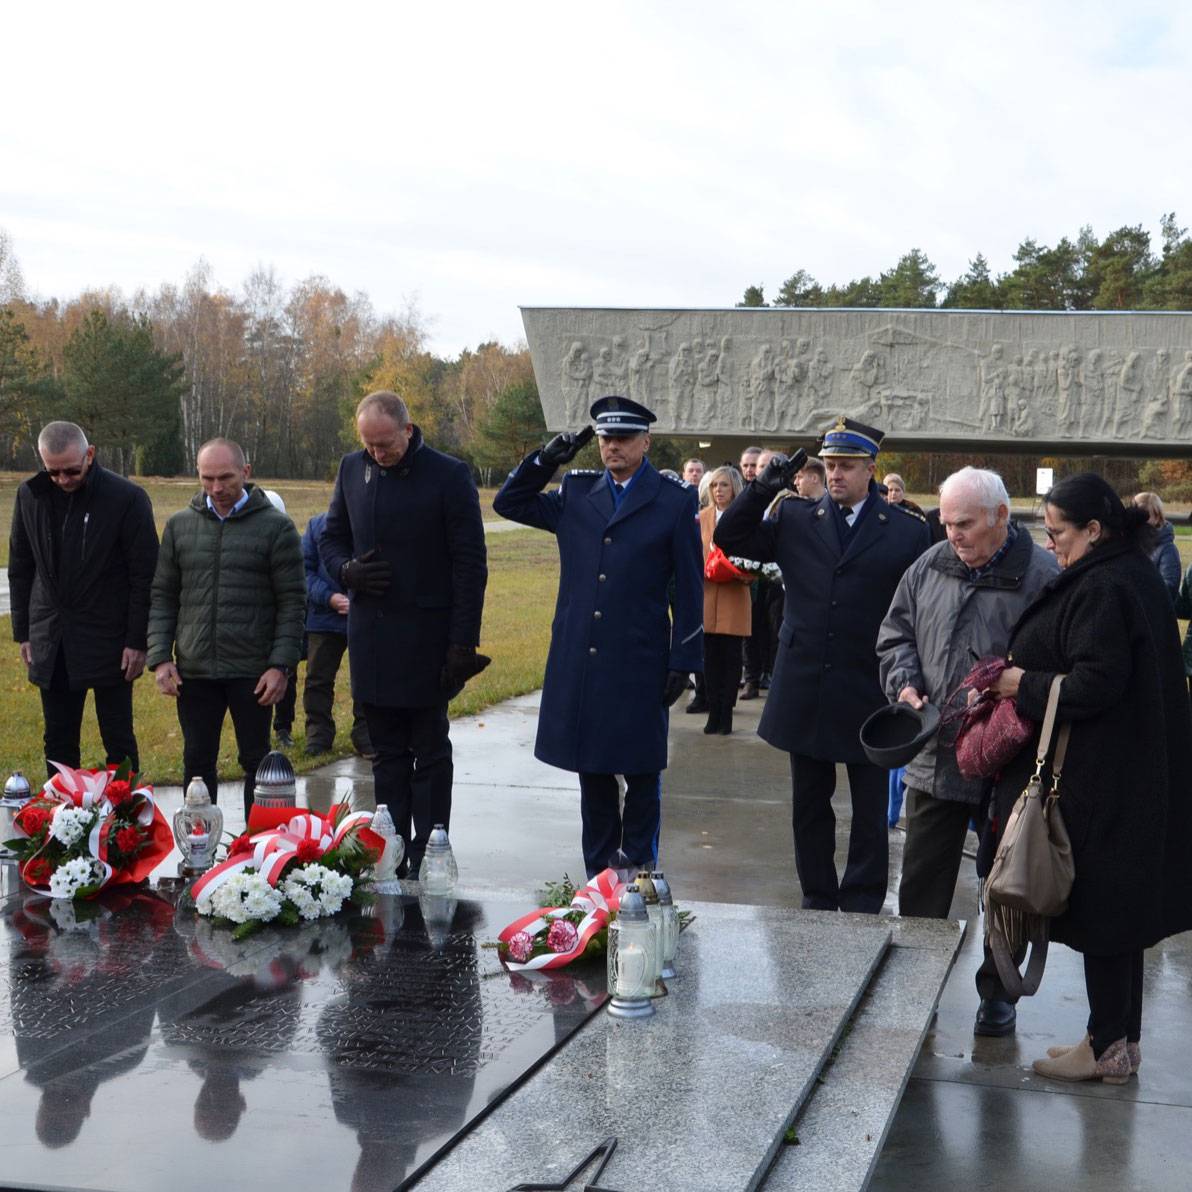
985, 674, 1074, 997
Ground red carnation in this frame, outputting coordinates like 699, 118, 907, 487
295, 840, 322, 864
229, 834, 253, 857
116, 825, 142, 854
22, 858, 53, 885
15, 804, 51, 837
105, 779, 133, 808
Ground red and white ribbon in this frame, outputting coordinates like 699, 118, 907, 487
17, 765, 167, 896
498, 868, 624, 971
191, 809, 376, 907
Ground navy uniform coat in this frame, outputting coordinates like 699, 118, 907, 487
319, 428, 487, 708
493, 454, 704, 774
715, 481, 929, 763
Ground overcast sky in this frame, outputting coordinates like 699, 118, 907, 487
4, 1, 1189, 356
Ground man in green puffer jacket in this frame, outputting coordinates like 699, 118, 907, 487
147, 438, 305, 818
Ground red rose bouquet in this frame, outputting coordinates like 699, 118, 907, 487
4, 760, 173, 899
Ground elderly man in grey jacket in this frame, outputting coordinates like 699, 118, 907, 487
877, 467, 1059, 1032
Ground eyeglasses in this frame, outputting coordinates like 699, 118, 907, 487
45, 465, 85, 479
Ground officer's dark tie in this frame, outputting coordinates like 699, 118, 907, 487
838, 504, 853, 546
614, 483, 624, 496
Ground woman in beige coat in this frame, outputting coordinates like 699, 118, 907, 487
700, 466, 754, 734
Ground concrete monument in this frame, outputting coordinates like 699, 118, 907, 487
521, 308, 1192, 455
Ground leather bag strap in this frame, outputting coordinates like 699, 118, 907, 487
1033, 674, 1067, 772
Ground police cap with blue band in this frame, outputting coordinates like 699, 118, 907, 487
819, 415, 884, 458
590, 395, 657, 436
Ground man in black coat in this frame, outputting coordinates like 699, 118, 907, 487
715, 417, 929, 912
320, 391, 488, 874
8, 421, 158, 777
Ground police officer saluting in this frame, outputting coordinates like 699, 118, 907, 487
494, 395, 704, 878
715, 416, 930, 912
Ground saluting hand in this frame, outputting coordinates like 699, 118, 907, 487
755, 448, 808, 497
540, 426, 595, 469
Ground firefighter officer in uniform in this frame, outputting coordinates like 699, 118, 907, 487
715, 417, 930, 912
493, 395, 704, 878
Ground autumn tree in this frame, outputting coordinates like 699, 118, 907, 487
0, 308, 62, 467
0, 228, 26, 304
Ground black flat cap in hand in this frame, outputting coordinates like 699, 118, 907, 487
859, 701, 941, 769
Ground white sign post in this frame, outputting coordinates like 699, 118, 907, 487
1035, 467, 1054, 497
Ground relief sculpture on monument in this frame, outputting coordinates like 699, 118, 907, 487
531, 308, 1192, 452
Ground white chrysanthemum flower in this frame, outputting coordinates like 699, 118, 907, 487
281, 864, 352, 918
48, 856, 102, 898
210, 870, 282, 924
316, 871, 353, 915
50, 805, 95, 848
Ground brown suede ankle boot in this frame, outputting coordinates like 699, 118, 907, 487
1033, 1036, 1130, 1084
1047, 1034, 1140, 1074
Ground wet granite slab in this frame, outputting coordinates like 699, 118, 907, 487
413, 902, 892, 1191
760, 917, 966, 1190
0, 876, 606, 1192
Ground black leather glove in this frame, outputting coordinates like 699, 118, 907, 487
540, 426, 594, 469
339, 548, 392, 596
440, 643, 493, 698
662, 670, 689, 708
755, 448, 808, 497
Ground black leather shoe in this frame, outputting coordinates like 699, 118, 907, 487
974, 999, 1017, 1037
685, 698, 708, 714
740, 682, 759, 700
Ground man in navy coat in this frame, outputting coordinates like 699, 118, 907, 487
715, 417, 929, 912
494, 396, 704, 878
320, 391, 488, 874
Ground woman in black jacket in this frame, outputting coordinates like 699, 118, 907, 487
984, 473, 1192, 1083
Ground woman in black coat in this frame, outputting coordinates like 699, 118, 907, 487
984, 473, 1192, 1084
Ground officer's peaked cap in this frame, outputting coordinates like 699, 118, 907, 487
590, 395, 656, 436
819, 416, 884, 458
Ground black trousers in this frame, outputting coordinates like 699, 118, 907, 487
364, 702, 452, 875
176, 677, 272, 820
577, 772, 661, 879
898, 787, 976, 918
703, 633, 744, 726
790, 753, 888, 913
40, 646, 138, 777
272, 668, 297, 734
1085, 950, 1144, 1055
303, 632, 371, 753
742, 584, 771, 683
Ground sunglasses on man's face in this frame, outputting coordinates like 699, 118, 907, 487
45, 465, 85, 478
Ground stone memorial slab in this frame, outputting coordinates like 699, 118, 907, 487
522, 307, 1192, 454
415, 903, 892, 1191
0, 880, 606, 1191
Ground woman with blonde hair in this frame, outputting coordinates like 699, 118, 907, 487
1133, 491, 1180, 599
699, 466, 752, 734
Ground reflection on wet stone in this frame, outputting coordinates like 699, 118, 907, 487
0, 883, 607, 1191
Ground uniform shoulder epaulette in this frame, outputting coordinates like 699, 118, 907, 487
564, 469, 601, 477
890, 502, 927, 523
661, 472, 688, 487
